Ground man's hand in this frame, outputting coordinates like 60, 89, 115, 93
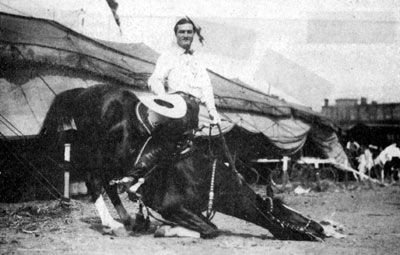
209, 109, 221, 125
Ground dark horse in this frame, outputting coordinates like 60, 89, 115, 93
40, 84, 325, 241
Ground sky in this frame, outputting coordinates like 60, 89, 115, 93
1, 0, 400, 110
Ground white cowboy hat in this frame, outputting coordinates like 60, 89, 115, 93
137, 94, 187, 119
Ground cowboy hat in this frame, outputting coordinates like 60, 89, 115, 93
137, 94, 187, 119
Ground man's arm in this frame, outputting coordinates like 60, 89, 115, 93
198, 65, 220, 124
201, 71, 216, 112
147, 54, 169, 95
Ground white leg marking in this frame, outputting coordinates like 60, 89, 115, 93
155, 225, 200, 238
95, 195, 124, 229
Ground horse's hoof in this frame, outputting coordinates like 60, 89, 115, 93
132, 214, 150, 232
154, 225, 168, 237
200, 229, 219, 239
121, 216, 136, 230
112, 226, 130, 237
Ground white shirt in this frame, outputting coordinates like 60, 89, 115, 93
148, 46, 217, 113
357, 148, 373, 170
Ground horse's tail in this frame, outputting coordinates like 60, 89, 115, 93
39, 88, 85, 150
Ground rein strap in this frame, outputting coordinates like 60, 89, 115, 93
206, 159, 217, 219
216, 124, 245, 184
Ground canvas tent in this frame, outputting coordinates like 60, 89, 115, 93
0, 12, 349, 166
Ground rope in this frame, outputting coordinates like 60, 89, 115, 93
11, 46, 57, 96
37, 75, 57, 95
0, 114, 67, 200
0, 132, 63, 200
0, 2, 33, 16
18, 86, 41, 126
0, 118, 23, 138
0, 114, 26, 138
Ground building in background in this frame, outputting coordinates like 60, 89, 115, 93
322, 98, 400, 148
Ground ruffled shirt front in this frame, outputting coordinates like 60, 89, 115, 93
148, 46, 217, 112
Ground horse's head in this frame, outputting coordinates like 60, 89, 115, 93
259, 196, 326, 241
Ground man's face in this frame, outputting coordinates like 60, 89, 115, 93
176, 23, 194, 49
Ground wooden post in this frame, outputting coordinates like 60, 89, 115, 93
64, 143, 71, 199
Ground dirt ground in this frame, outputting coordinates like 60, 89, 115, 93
1, 182, 400, 255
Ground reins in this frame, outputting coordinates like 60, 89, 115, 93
215, 123, 245, 185
206, 158, 217, 219
205, 124, 217, 220
133, 136, 153, 166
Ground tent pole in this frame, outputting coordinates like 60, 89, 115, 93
282, 156, 290, 188
64, 143, 71, 199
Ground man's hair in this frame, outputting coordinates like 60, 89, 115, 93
174, 18, 196, 35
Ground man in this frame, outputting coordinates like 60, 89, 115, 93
148, 17, 220, 127
133, 17, 220, 174
357, 145, 373, 181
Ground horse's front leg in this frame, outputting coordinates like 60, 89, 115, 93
103, 184, 136, 228
88, 175, 129, 236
